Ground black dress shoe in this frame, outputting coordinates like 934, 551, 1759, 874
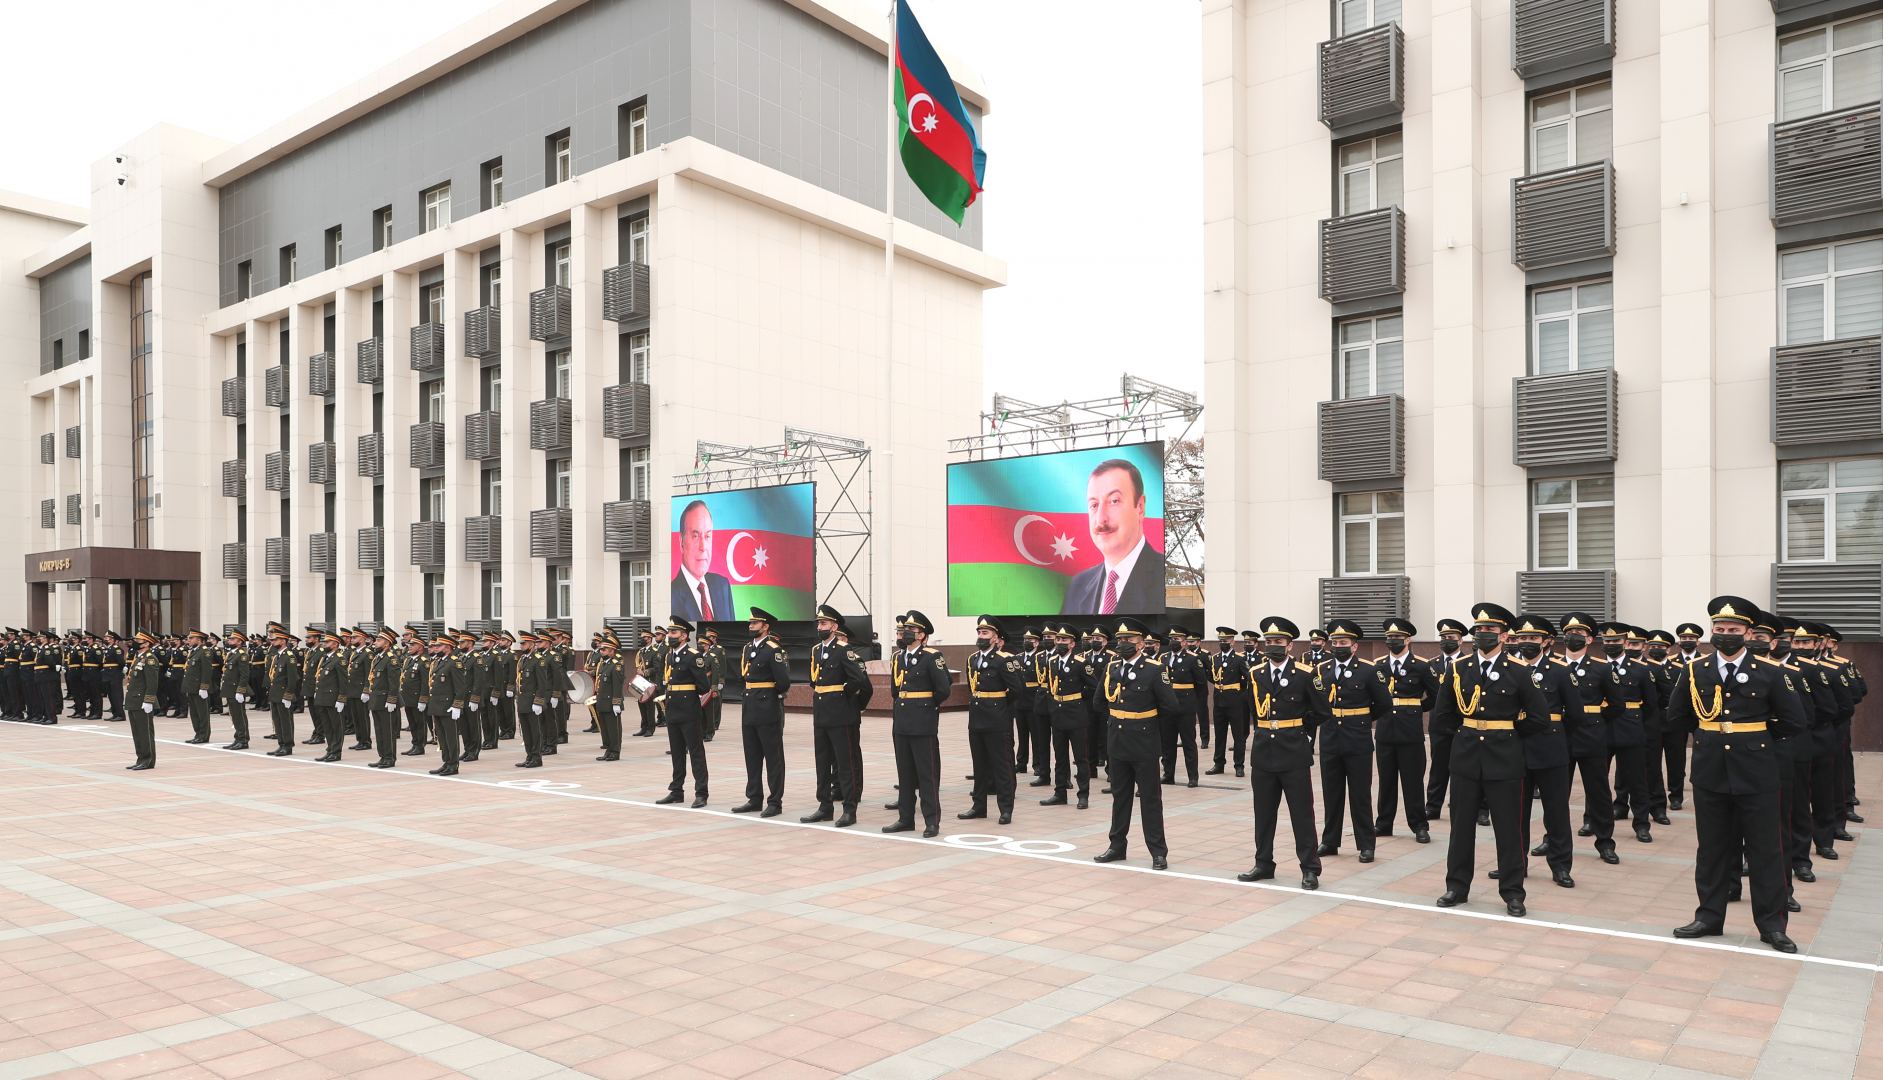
1301, 872, 1319, 891
368, 761, 390, 769
1635, 828, 1653, 843
1028, 776, 1051, 787
1161, 775, 1175, 785
957, 808, 987, 820
302, 736, 323, 745
1834, 829, 1855, 842
1375, 828, 1394, 838
1553, 872, 1575, 888
1761, 931, 1799, 954
884, 802, 900, 810
1578, 824, 1594, 837
1424, 806, 1442, 820
1476, 809, 1491, 827
226, 742, 249, 751
1316, 843, 1338, 858
402, 747, 425, 756
1101, 787, 1113, 795
1488, 870, 1501, 880
597, 752, 619, 762
1040, 794, 1067, 806
997, 813, 1012, 825
1786, 895, 1802, 913
582, 724, 599, 733
429, 765, 458, 776
1414, 830, 1431, 844
461, 753, 478, 762
1357, 851, 1374, 863
1237, 866, 1273, 882
350, 743, 371, 751
1818, 846, 1840, 860
1076, 796, 1089, 809
1653, 813, 1671, 826
834, 812, 856, 828
128, 762, 154, 771
1435, 891, 1464, 908
518, 757, 542, 768
690, 796, 708, 809
1235, 766, 1244, 777
731, 801, 761, 814
801, 807, 833, 823
1506, 899, 1526, 917
1796, 864, 1818, 882
1205, 765, 1224, 775
1530, 843, 1548, 857
1845, 811, 1864, 823
268, 748, 291, 757
922, 824, 939, 837
317, 753, 341, 763
882, 821, 914, 833
655, 792, 684, 805
482, 741, 498, 751
184, 737, 208, 745
1151, 856, 1168, 871
1599, 848, 1620, 865
761, 806, 781, 818
1672, 921, 1723, 939
1669, 797, 1683, 810
542, 746, 556, 756
1187, 779, 1198, 788
1093, 848, 1125, 863
558, 733, 568, 744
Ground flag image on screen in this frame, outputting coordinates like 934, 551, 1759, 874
947, 443, 1166, 617
669, 483, 816, 623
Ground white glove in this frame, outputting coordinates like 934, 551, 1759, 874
613, 705, 622, 715
531, 704, 543, 715
550, 697, 560, 706
504, 690, 514, 698
469, 701, 479, 711
386, 702, 398, 712
282, 696, 294, 707
449, 707, 461, 720
198, 688, 209, 699
359, 693, 369, 702
234, 693, 245, 704
141, 702, 154, 714
57, 665, 66, 673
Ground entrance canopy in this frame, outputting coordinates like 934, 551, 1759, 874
22, 547, 201, 636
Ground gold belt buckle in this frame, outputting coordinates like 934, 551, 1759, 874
1719, 721, 1736, 734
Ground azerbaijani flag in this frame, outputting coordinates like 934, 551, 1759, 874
946, 444, 1166, 615
895, 0, 986, 225
669, 484, 816, 621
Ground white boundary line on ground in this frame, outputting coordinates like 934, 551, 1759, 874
26, 722, 1882, 975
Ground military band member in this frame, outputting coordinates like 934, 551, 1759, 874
885, 610, 951, 836
125, 631, 162, 770
454, 630, 487, 760
960, 615, 1026, 825
1091, 618, 1176, 869
1041, 624, 1093, 809
1206, 628, 1250, 777
591, 631, 629, 761
634, 631, 661, 737
1318, 620, 1385, 862
398, 631, 430, 757
424, 631, 470, 776
584, 632, 605, 735
701, 628, 727, 742
1424, 618, 1469, 819
219, 630, 252, 751
1507, 615, 1576, 889
266, 629, 301, 755
1668, 596, 1805, 952
1640, 629, 1679, 821
1373, 619, 1432, 843
732, 607, 792, 816
181, 629, 215, 744
365, 629, 402, 767
1432, 602, 1550, 917
654, 616, 712, 807
1160, 627, 1202, 788
1561, 613, 1625, 864
1237, 616, 1330, 890
306, 632, 345, 761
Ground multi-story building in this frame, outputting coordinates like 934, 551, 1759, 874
4, 0, 1001, 640
1203, 0, 1883, 641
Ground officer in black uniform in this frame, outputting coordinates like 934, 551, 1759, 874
1508, 614, 1577, 888
1160, 628, 1202, 788
1094, 617, 1176, 870
1561, 612, 1624, 864
1772, 618, 1828, 898
1793, 621, 1849, 867
1424, 618, 1469, 818
1205, 628, 1249, 777
1040, 624, 1092, 810
730, 607, 792, 816
100, 632, 126, 722
884, 610, 951, 836
1822, 626, 1866, 831
1598, 620, 1661, 843
1373, 618, 1433, 843
801, 606, 869, 825
1083, 628, 1114, 772
1237, 616, 1330, 890
1668, 596, 1805, 952
1664, 622, 1705, 810
1318, 620, 1386, 862
654, 617, 713, 807
961, 615, 1026, 825
1433, 602, 1550, 917
1014, 627, 1043, 782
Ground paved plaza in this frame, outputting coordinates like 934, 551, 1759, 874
0, 709, 1878, 1080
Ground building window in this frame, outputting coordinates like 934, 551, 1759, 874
628, 446, 650, 500
78, 329, 90, 360
325, 225, 343, 269
1336, 0, 1400, 34
1338, 491, 1404, 575
551, 349, 571, 398
549, 130, 572, 184
629, 559, 651, 617
421, 477, 444, 523
483, 568, 503, 619
1529, 81, 1612, 172
373, 206, 393, 251
280, 244, 297, 285
1781, 458, 1883, 561
481, 365, 502, 411
482, 467, 503, 515
424, 572, 444, 619
620, 101, 649, 158
551, 241, 571, 288
1531, 280, 1614, 373
237, 260, 253, 300
1780, 237, 1883, 345
626, 331, 650, 383
423, 380, 444, 423
422, 183, 451, 233
131, 271, 154, 548
1337, 133, 1402, 215
484, 264, 503, 308
552, 458, 571, 510
626, 216, 650, 265
423, 282, 444, 327
1532, 476, 1615, 570
1337, 314, 1403, 398
551, 564, 572, 619
52, 339, 64, 370
1778, 14, 1883, 122
482, 158, 505, 210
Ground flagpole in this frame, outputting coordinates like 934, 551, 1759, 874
878, 0, 897, 633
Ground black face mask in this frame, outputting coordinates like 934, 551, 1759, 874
1647, 646, 1668, 660
896, 630, 917, 648
1745, 639, 1771, 656
976, 638, 993, 652
1439, 639, 1460, 655
1119, 641, 1140, 659
1056, 643, 1071, 655
1602, 643, 1625, 659
1712, 632, 1745, 655
1263, 645, 1289, 662
1769, 642, 1790, 659
1218, 640, 1234, 651
1512, 642, 1541, 660
1474, 632, 1502, 653
1561, 634, 1587, 652
1331, 646, 1354, 662
1387, 638, 1407, 654
667, 636, 682, 649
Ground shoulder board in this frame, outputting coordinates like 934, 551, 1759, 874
1550, 658, 1572, 667
994, 650, 1011, 658
1412, 655, 1432, 663
922, 647, 940, 655
1142, 658, 1163, 667
846, 650, 860, 661
1353, 657, 1376, 668
1755, 656, 1786, 668
1294, 661, 1314, 673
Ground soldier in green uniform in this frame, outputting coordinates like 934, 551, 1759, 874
124, 630, 163, 770
219, 630, 252, 751
491, 631, 517, 740
266, 628, 301, 755
456, 630, 488, 760
634, 630, 660, 737
397, 629, 430, 757
516, 630, 549, 768
366, 629, 402, 767
583, 632, 604, 734
425, 631, 471, 776
181, 628, 216, 744
1094, 617, 1177, 870
547, 628, 571, 747
592, 630, 628, 761
100, 631, 126, 722
654, 616, 712, 807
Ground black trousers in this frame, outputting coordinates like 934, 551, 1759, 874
1808, 748, 1841, 850
811, 724, 859, 811
1087, 704, 1108, 767
1445, 771, 1524, 902
433, 710, 461, 767
637, 699, 657, 736
1784, 749, 1810, 871
1425, 730, 1454, 815
598, 702, 622, 754
553, 695, 569, 743
744, 722, 785, 807
1013, 706, 1033, 771
404, 704, 429, 750
1051, 724, 1090, 797
1027, 706, 1051, 779
704, 695, 723, 740
1194, 690, 1210, 748
1838, 723, 1857, 816
226, 698, 249, 743
40, 677, 61, 723
498, 691, 516, 739
520, 704, 545, 758
1642, 726, 1669, 812
1250, 767, 1319, 876
1575, 754, 1617, 851
188, 693, 211, 741
1160, 699, 1198, 782
1522, 764, 1573, 876
967, 727, 1015, 814
373, 704, 400, 761
103, 675, 124, 720
1660, 729, 1689, 807
350, 699, 373, 748
271, 701, 295, 749
666, 717, 707, 797
893, 732, 940, 827
1320, 749, 1376, 853
1211, 699, 1248, 769
1106, 758, 1167, 858
129, 707, 155, 767
318, 704, 344, 754
1610, 745, 1652, 828
1693, 783, 1787, 934
1375, 741, 1427, 833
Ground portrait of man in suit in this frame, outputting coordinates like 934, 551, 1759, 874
672, 499, 735, 622
1060, 458, 1166, 615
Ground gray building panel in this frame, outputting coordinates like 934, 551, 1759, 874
39, 255, 92, 374
218, 0, 981, 306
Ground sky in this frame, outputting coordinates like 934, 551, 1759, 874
0, 0, 1203, 413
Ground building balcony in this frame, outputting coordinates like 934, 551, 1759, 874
530, 285, 571, 340
1772, 337, 1883, 447
1512, 161, 1615, 270
1319, 206, 1406, 305
1317, 394, 1405, 482
464, 515, 502, 563
357, 433, 383, 478
1516, 568, 1614, 621
1772, 562, 1883, 638
530, 397, 572, 451
1318, 575, 1410, 627
1771, 104, 1883, 230
38, 499, 51, 530
604, 615, 653, 641
1512, 367, 1618, 467
464, 306, 501, 359
264, 450, 288, 492
64, 426, 79, 459
409, 420, 444, 470
531, 617, 574, 636
308, 351, 335, 397
465, 410, 501, 461
65, 494, 80, 525
307, 441, 336, 486
221, 376, 246, 418
221, 459, 245, 498
602, 382, 651, 439
356, 338, 383, 385
410, 520, 445, 566
358, 527, 384, 571
410, 323, 445, 373
1318, 23, 1404, 131
264, 364, 288, 408
221, 542, 245, 579
309, 531, 337, 575
38, 433, 52, 464
603, 262, 652, 322
1511, 0, 1615, 80
603, 499, 652, 553
264, 536, 290, 577
530, 508, 572, 559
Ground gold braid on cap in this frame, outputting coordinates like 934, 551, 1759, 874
1687, 665, 1723, 724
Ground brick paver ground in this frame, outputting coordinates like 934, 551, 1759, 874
0, 708, 1876, 1079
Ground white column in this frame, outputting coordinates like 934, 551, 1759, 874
382, 272, 422, 624
334, 285, 374, 622
244, 320, 279, 627
498, 229, 541, 629
288, 302, 324, 630
443, 247, 479, 626
1201, 0, 1250, 629
94, 282, 134, 549
569, 204, 608, 638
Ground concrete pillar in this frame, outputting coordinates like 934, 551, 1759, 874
498, 229, 541, 629
443, 247, 479, 626
1201, 0, 1251, 631
570, 203, 608, 638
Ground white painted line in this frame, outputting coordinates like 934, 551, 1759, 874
24, 723, 1881, 974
